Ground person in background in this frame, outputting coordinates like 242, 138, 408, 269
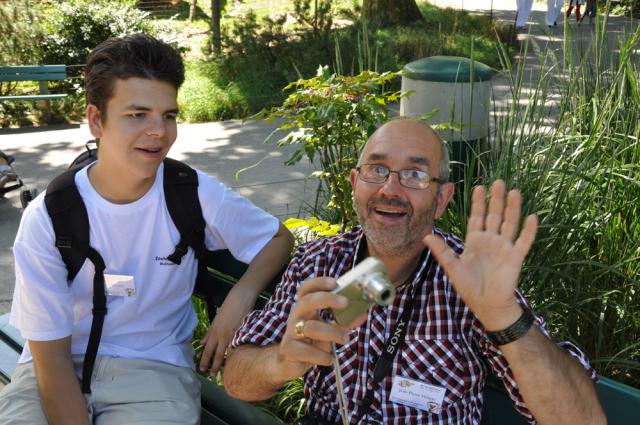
582, 0, 597, 24
546, 0, 564, 27
566, 0, 585, 23
516, 0, 534, 29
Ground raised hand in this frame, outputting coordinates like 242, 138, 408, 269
423, 180, 538, 331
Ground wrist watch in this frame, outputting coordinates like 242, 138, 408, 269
486, 308, 535, 346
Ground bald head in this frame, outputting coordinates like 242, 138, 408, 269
358, 118, 450, 182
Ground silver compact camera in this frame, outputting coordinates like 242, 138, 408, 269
331, 257, 395, 325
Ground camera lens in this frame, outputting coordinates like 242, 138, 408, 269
379, 289, 391, 302
363, 273, 395, 306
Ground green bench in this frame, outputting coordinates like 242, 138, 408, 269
1, 249, 639, 424
0, 65, 67, 102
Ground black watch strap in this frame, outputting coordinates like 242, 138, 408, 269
486, 308, 535, 346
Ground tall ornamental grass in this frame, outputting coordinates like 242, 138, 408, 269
440, 9, 639, 387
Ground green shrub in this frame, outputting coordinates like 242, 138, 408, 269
0, 0, 46, 66
40, 0, 154, 70
253, 66, 407, 227
189, 2, 509, 120
0, 101, 33, 128
178, 61, 248, 122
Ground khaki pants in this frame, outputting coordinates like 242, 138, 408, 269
0, 356, 200, 425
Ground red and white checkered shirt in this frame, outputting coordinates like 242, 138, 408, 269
230, 227, 596, 424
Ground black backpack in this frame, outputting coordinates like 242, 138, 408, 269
43, 140, 207, 393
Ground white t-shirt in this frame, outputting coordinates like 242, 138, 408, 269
10, 162, 279, 368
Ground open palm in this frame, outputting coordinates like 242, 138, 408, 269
424, 180, 538, 331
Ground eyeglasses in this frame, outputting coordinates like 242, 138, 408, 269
356, 164, 444, 189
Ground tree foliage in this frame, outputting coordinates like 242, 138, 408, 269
362, 0, 423, 27
253, 66, 408, 227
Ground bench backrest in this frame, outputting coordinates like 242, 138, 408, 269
0, 65, 66, 82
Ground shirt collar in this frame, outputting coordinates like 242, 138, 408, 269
350, 226, 436, 292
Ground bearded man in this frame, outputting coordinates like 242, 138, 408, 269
223, 118, 605, 425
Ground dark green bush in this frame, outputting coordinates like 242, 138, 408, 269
40, 0, 154, 72
0, 0, 46, 66
190, 2, 508, 121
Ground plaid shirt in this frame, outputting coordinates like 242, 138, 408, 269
230, 227, 596, 424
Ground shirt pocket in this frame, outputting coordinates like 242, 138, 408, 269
398, 338, 474, 406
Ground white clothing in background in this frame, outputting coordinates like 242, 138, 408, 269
516, 0, 534, 27
547, 0, 564, 25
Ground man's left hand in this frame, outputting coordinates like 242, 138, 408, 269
423, 180, 538, 331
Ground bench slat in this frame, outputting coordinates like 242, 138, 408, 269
0, 73, 66, 82
0, 314, 22, 383
0, 65, 67, 102
0, 94, 68, 101
0, 65, 66, 73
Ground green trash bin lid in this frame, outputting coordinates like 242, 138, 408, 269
404, 56, 494, 82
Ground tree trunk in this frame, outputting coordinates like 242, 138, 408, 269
189, 0, 197, 21
210, 0, 221, 55
362, 0, 423, 27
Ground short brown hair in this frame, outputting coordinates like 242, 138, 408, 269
85, 34, 184, 117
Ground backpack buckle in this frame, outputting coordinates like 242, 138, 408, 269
92, 307, 108, 316
55, 236, 73, 249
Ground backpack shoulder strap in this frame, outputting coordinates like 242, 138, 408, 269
44, 165, 107, 394
44, 166, 90, 281
163, 158, 206, 264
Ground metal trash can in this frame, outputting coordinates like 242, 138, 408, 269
400, 56, 495, 187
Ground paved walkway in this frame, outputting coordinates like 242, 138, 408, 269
0, 120, 318, 313
0, 1, 637, 314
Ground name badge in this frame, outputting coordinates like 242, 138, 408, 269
389, 375, 446, 414
104, 274, 136, 297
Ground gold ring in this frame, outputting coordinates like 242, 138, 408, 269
294, 320, 306, 338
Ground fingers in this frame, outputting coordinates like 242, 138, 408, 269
500, 190, 522, 242
423, 234, 459, 279
294, 278, 347, 319
467, 185, 486, 233
298, 277, 338, 298
279, 276, 364, 370
513, 214, 538, 260
199, 331, 214, 373
469, 181, 524, 241
485, 180, 506, 233
296, 319, 350, 345
210, 341, 227, 377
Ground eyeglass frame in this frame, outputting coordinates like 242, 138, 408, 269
356, 163, 446, 189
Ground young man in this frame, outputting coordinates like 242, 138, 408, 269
224, 118, 606, 424
0, 34, 293, 425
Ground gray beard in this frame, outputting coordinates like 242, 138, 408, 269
357, 201, 437, 257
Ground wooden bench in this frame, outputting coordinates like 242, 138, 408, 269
1, 249, 639, 424
0, 65, 67, 102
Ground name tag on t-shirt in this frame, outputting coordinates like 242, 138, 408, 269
104, 274, 136, 297
389, 375, 446, 414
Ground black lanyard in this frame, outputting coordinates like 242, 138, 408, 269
353, 289, 416, 423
